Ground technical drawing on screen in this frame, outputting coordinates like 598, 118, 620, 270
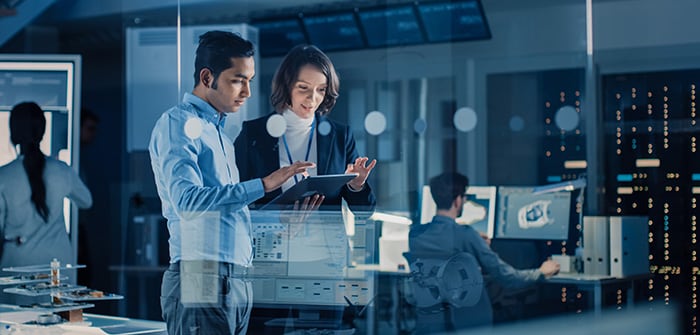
248, 210, 377, 309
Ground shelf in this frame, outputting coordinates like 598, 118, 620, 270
4, 283, 86, 296
55, 290, 124, 301
2, 264, 86, 272
0, 274, 68, 286
19, 302, 95, 313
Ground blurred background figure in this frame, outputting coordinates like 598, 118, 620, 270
78, 107, 100, 286
0, 101, 92, 303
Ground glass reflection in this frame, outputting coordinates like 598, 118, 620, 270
156, 0, 597, 333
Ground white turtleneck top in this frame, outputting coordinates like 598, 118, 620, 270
279, 109, 318, 192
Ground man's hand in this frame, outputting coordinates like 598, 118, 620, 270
262, 161, 316, 193
345, 157, 377, 190
539, 259, 561, 278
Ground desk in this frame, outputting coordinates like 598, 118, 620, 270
251, 264, 410, 335
545, 273, 650, 317
351, 264, 410, 274
0, 304, 166, 334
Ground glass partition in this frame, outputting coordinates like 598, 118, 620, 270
169, 1, 592, 334
8, 0, 699, 334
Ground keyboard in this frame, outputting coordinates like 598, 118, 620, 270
550, 272, 614, 280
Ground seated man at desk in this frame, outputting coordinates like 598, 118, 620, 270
407, 172, 560, 333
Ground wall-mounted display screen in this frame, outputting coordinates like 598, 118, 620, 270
357, 5, 424, 47
417, 0, 491, 43
302, 13, 365, 51
250, 0, 490, 56
253, 18, 308, 57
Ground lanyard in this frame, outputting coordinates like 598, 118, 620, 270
282, 120, 315, 184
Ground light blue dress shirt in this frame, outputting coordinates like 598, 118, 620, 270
149, 93, 264, 266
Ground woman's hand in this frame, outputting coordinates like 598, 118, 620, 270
294, 193, 325, 213
345, 157, 377, 191
280, 194, 325, 237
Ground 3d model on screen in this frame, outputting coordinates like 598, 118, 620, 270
517, 199, 554, 229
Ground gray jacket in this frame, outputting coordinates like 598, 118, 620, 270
408, 215, 542, 330
0, 157, 92, 269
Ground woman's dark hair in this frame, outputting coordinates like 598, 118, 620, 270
270, 44, 339, 115
193, 30, 255, 89
429, 172, 470, 210
10, 102, 48, 222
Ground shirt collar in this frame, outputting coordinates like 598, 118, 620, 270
432, 215, 456, 225
183, 92, 226, 127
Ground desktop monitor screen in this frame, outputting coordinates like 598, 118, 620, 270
420, 185, 496, 239
253, 18, 308, 57
416, 0, 491, 43
494, 186, 572, 240
249, 210, 375, 307
302, 12, 365, 52
357, 5, 424, 47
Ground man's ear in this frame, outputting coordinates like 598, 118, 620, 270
199, 68, 212, 88
451, 196, 461, 210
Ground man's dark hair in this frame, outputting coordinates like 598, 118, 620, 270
193, 30, 255, 89
429, 172, 469, 210
270, 44, 339, 115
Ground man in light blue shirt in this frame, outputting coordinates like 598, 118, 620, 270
149, 31, 314, 335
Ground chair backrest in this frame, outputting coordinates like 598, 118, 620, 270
404, 251, 484, 308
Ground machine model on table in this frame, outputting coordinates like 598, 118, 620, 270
1, 259, 122, 326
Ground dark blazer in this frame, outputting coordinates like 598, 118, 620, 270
234, 113, 376, 212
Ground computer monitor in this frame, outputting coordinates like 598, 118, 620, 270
252, 17, 308, 58
494, 186, 572, 240
416, 0, 491, 43
356, 5, 424, 48
302, 12, 365, 52
249, 210, 376, 308
419, 185, 496, 239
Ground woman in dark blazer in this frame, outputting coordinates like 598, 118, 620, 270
234, 45, 376, 212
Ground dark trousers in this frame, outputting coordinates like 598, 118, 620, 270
160, 261, 253, 335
